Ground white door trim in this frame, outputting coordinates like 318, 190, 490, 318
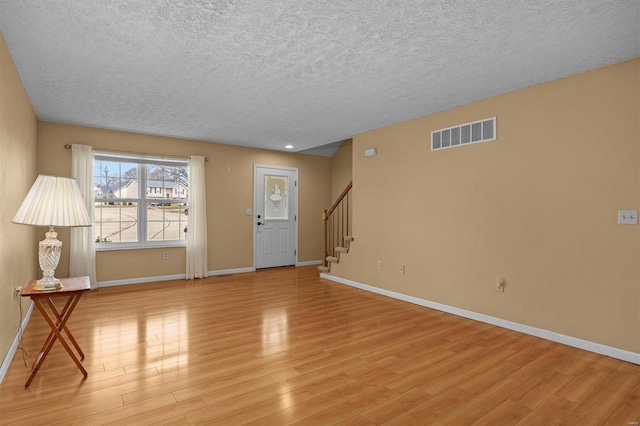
253, 164, 299, 269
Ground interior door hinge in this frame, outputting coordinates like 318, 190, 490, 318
295, 180, 297, 187
294, 249, 297, 255
295, 215, 297, 221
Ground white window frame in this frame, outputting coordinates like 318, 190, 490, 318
94, 153, 188, 250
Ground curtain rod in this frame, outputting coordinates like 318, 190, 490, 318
64, 144, 209, 162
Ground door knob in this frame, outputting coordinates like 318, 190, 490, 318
257, 221, 264, 226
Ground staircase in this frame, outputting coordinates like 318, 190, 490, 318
318, 182, 353, 273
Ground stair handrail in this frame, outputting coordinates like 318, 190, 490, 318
322, 181, 352, 268
325, 181, 352, 217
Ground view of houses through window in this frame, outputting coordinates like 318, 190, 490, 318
94, 155, 189, 248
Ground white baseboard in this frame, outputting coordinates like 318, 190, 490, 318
0, 302, 34, 384
296, 260, 322, 267
97, 263, 326, 288
208, 267, 256, 276
97, 267, 260, 288
320, 273, 640, 365
98, 273, 187, 288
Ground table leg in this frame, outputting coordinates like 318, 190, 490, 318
46, 297, 85, 360
29, 296, 75, 370
25, 295, 87, 387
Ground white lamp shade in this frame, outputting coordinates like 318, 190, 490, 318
13, 175, 91, 227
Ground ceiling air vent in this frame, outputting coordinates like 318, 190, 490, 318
431, 117, 496, 151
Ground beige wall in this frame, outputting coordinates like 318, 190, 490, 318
332, 58, 640, 353
37, 123, 332, 282
0, 31, 38, 367
331, 139, 353, 200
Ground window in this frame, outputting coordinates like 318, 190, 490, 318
94, 154, 189, 249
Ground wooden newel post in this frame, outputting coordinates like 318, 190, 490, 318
322, 210, 328, 267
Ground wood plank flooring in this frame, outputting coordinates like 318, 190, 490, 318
1, 266, 638, 425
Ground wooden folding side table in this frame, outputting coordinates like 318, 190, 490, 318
21, 276, 91, 387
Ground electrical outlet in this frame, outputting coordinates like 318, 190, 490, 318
14, 286, 22, 295
163, 251, 169, 260
496, 277, 506, 292
618, 210, 638, 225
399, 265, 405, 275
377, 260, 382, 270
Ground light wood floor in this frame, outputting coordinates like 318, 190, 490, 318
1, 266, 638, 425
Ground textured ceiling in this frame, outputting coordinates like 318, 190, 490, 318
0, 1, 638, 156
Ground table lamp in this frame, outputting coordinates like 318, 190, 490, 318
12, 175, 91, 290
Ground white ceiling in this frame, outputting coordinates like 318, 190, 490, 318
0, 1, 638, 156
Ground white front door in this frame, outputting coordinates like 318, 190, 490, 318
254, 165, 297, 269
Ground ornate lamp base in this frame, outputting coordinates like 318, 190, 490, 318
35, 226, 63, 291
34, 277, 63, 291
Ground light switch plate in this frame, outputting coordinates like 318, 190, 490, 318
618, 210, 637, 225
246, 208, 253, 216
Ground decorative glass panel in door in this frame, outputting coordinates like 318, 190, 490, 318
264, 175, 288, 220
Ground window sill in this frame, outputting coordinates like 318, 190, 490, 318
96, 243, 187, 252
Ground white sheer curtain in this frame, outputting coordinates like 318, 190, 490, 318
186, 155, 208, 279
70, 144, 97, 288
